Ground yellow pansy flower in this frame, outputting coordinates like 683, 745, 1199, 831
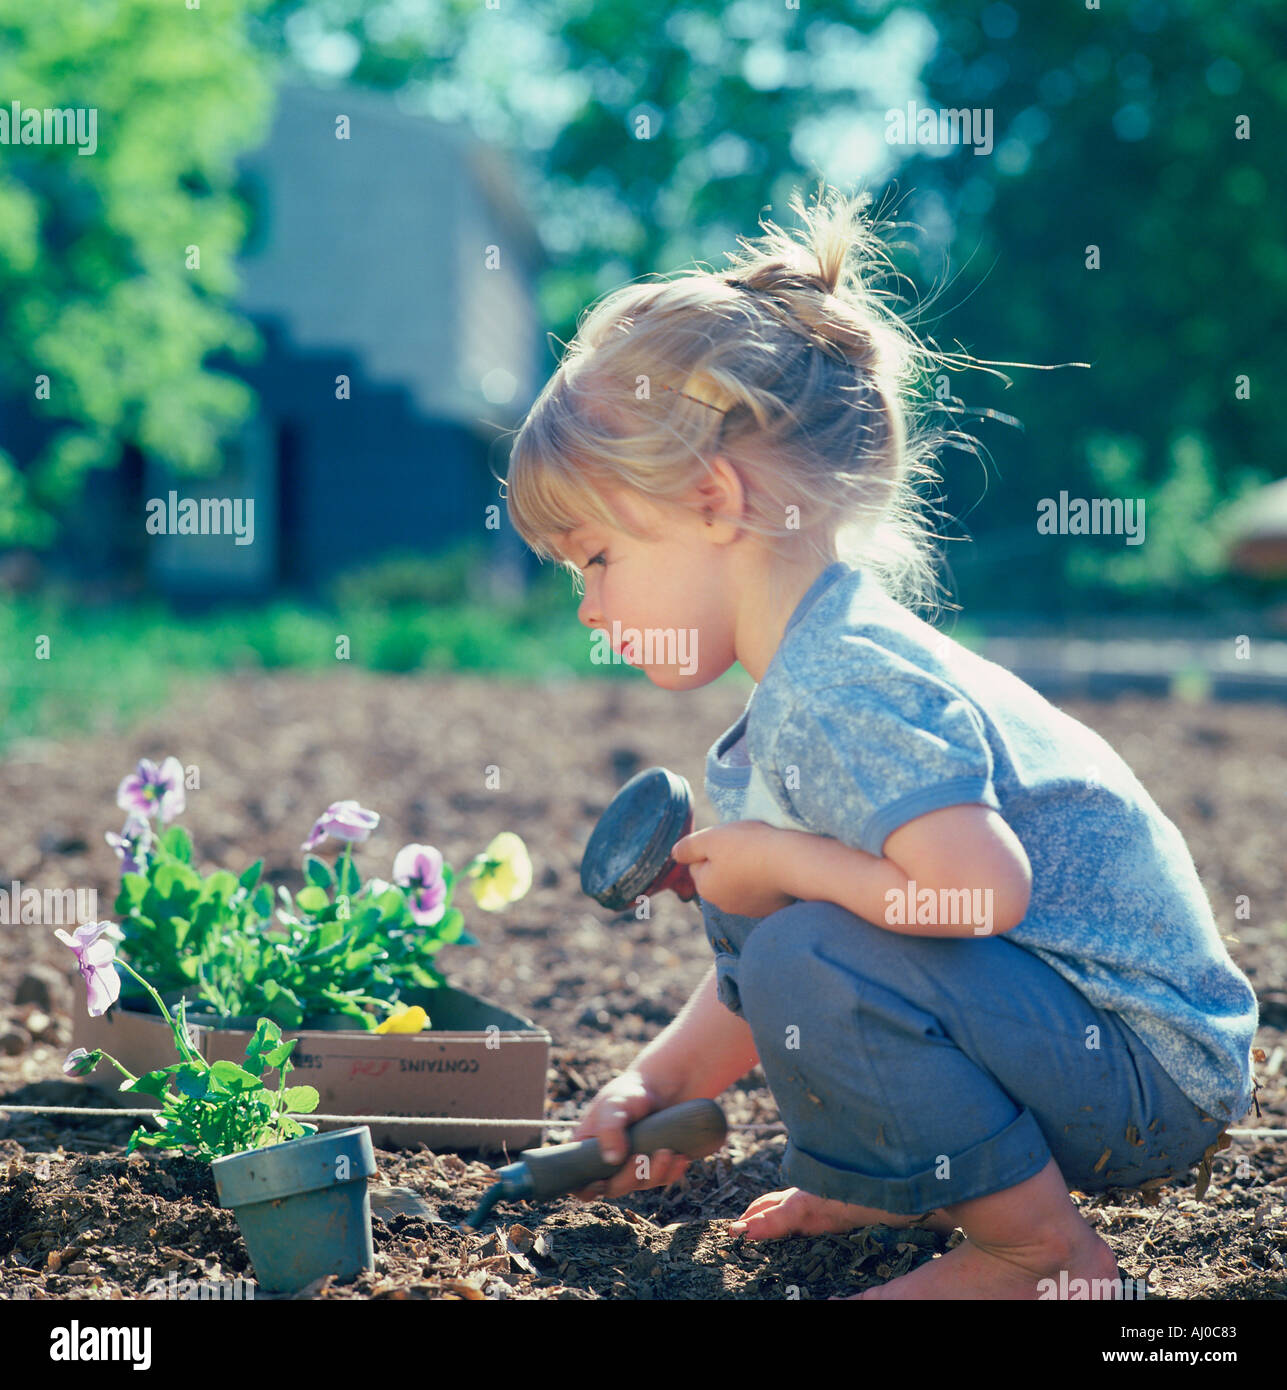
374, 1005, 429, 1034
469, 832, 533, 912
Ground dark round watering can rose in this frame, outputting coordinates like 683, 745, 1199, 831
580, 767, 697, 911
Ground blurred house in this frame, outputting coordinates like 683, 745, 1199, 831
1226, 477, 1287, 578
58, 81, 547, 602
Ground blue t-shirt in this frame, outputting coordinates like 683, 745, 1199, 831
705, 560, 1258, 1125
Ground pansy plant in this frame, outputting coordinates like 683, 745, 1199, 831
59, 924, 320, 1162
105, 762, 532, 1032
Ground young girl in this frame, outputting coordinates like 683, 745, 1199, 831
502, 186, 1259, 1299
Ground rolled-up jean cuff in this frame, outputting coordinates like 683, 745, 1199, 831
780, 1105, 1053, 1214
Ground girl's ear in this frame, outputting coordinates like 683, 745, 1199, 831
690, 454, 746, 523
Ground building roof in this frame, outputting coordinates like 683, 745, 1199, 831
234, 81, 546, 430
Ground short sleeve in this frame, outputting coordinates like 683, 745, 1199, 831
770, 671, 1000, 856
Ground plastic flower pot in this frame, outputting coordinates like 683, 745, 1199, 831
210, 1124, 377, 1294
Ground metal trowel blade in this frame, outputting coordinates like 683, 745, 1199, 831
369, 1183, 449, 1225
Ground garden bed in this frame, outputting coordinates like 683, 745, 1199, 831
1, 671, 1285, 1299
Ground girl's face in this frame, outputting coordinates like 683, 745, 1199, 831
558, 487, 739, 691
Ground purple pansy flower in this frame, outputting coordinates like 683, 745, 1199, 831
63, 1047, 102, 1077
392, 843, 448, 926
301, 800, 380, 853
55, 920, 122, 1018
105, 812, 155, 876
116, 757, 186, 824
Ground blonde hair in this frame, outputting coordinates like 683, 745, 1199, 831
503, 182, 997, 615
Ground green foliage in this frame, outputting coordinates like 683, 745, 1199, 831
118, 1010, 320, 1161
1065, 433, 1267, 599
112, 829, 262, 997
251, 0, 1283, 613
873, 0, 1285, 610
0, 0, 276, 544
112, 806, 474, 1032
327, 542, 491, 611
11, 0, 1272, 613
0, 571, 599, 752
190, 849, 465, 1030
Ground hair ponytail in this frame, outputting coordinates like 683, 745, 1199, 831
506, 181, 1005, 617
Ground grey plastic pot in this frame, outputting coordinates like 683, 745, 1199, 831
210, 1125, 377, 1294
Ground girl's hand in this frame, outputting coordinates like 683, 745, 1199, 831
671, 822, 798, 918
569, 1069, 694, 1201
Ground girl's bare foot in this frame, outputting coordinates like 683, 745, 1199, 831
840, 1157, 1120, 1300
844, 1221, 1119, 1300
729, 1187, 957, 1239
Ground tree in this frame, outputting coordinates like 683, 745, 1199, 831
251, 0, 1283, 610
0, 0, 276, 545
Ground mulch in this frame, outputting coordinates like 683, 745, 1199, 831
0, 671, 1284, 1299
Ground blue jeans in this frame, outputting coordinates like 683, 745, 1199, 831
702, 897, 1229, 1214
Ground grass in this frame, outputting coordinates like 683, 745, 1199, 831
0, 546, 987, 753
0, 598, 622, 752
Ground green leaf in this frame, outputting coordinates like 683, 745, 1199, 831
159, 825, 193, 864
436, 908, 464, 943
283, 1085, 319, 1114
173, 1064, 211, 1100
375, 888, 408, 921
264, 1038, 296, 1069
244, 1016, 281, 1065
342, 944, 384, 971
238, 859, 264, 892
304, 855, 334, 889
154, 862, 201, 899
295, 885, 330, 915
251, 884, 273, 918
122, 1065, 181, 1098
317, 918, 345, 950
115, 873, 149, 911
200, 870, 240, 903
207, 1060, 263, 1093
456, 929, 480, 946
296, 926, 355, 967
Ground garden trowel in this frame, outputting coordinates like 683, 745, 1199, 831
464, 1099, 728, 1230
370, 1184, 449, 1226
579, 766, 697, 911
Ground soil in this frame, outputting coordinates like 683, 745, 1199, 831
0, 670, 1284, 1300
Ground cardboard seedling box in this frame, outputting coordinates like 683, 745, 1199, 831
72, 985, 550, 1153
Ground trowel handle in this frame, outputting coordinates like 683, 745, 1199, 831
517, 1099, 728, 1201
